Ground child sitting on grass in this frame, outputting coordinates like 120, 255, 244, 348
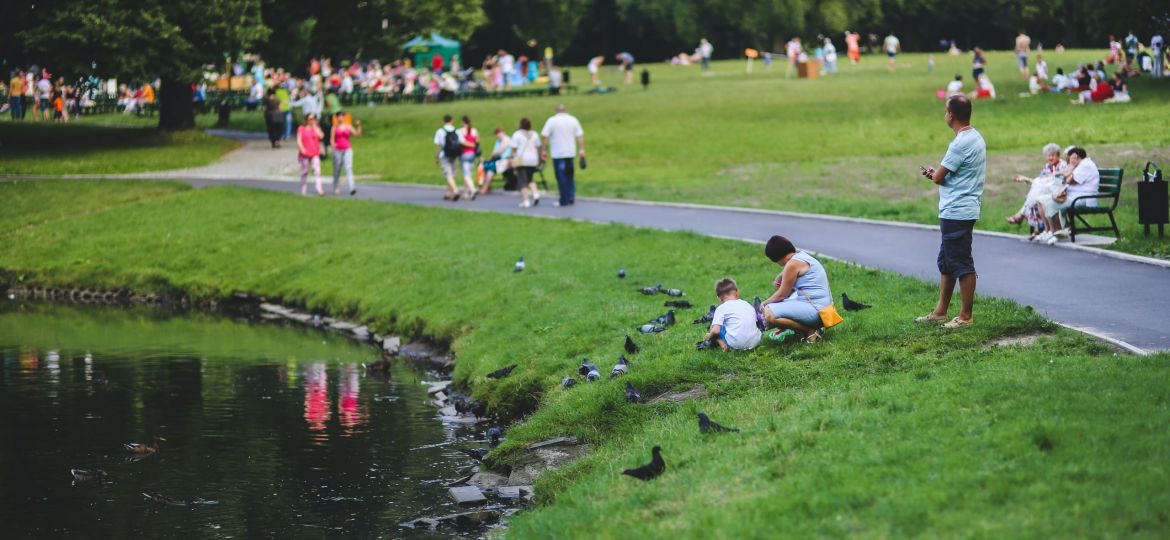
703, 278, 762, 351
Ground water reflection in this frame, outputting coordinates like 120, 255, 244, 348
0, 302, 476, 538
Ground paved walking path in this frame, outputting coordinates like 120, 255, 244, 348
8, 134, 1170, 352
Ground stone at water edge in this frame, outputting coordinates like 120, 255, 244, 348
425, 380, 452, 394
468, 471, 510, 488
439, 406, 458, 417
448, 486, 487, 506
382, 336, 402, 355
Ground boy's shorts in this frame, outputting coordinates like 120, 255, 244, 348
937, 218, 977, 279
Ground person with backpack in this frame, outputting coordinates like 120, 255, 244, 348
434, 114, 463, 200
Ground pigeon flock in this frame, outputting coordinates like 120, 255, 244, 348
489, 257, 874, 483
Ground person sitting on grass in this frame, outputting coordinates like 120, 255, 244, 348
702, 278, 762, 351
1071, 71, 1113, 104
758, 235, 834, 343
1107, 72, 1131, 103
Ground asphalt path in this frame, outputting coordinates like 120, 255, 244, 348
175, 177, 1170, 353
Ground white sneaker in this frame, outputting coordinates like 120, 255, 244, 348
1045, 234, 1058, 245
1053, 228, 1071, 238
519, 200, 531, 208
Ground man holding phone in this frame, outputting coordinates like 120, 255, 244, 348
918, 95, 985, 329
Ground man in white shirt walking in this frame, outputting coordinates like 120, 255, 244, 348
540, 104, 585, 207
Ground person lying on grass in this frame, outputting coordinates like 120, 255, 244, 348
702, 278, 762, 351
758, 235, 834, 343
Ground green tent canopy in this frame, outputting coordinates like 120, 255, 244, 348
403, 33, 461, 70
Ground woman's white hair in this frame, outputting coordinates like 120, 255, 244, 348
1043, 143, 1062, 156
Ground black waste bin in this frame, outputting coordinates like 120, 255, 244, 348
217, 102, 231, 127
1138, 161, 1167, 237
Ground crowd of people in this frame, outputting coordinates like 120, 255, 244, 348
937, 30, 1164, 104
3, 67, 103, 122
431, 104, 585, 208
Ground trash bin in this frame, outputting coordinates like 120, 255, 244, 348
217, 102, 231, 127
797, 60, 819, 79
1138, 161, 1167, 237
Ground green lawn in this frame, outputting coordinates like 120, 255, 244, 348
0, 122, 237, 175
9, 49, 1167, 258
2, 179, 1167, 537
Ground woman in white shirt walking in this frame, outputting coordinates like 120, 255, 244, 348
509, 117, 542, 208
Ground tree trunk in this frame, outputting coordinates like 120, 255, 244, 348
158, 78, 195, 131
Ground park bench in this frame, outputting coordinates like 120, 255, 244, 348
1067, 167, 1123, 242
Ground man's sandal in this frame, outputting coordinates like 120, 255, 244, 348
915, 313, 949, 323
941, 317, 974, 329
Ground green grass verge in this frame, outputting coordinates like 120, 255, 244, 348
1, 179, 1166, 537
0, 123, 237, 175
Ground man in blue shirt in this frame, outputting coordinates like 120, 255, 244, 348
918, 95, 985, 329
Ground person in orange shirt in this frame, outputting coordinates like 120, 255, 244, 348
141, 83, 155, 103
53, 92, 65, 122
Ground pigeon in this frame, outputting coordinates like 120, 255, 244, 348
610, 355, 630, 377
514, 256, 526, 272
638, 324, 666, 334
142, 493, 219, 506
648, 309, 676, 326
753, 296, 766, 331
753, 296, 762, 311
618, 268, 627, 279
622, 446, 665, 480
578, 359, 599, 376
697, 413, 740, 433
664, 300, 693, 309
462, 448, 490, 461
625, 381, 644, 403
841, 293, 871, 311
693, 305, 716, 325
486, 427, 504, 447
624, 335, 640, 354
640, 283, 663, 295
486, 364, 517, 379
561, 376, 577, 389
70, 468, 107, 484
663, 288, 685, 297
695, 338, 715, 351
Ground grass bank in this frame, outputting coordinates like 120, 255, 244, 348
2, 179, 1167, 536
0, 123, 236, 175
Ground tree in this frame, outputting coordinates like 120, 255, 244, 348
21, 0, 269, 130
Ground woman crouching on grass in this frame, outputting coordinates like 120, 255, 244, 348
758, 235, 835, 343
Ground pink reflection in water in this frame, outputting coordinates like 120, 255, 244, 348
303, 363, 330, 443
338, 363, 367, 436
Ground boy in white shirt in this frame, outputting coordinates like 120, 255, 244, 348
703, 278, 762, 351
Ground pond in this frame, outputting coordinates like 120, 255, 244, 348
0, 301, 485, 538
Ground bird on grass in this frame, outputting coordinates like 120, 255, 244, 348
486, 364, 517, 379
697, 412, 740, 433
638, 324, 666, 334
664, 300, 693, 309
625, 381, 644, 403
624, 335, 640, 354
649, 309, 676, 326
695, 338, 714, 351
142, 492, 218, 506
841, 293, 872, 311
462, 448, 490, 461
618, 268, 627, 279
622, 446, 665, 480
692, 305, 716, 325
611, 355, 630, 377
70, 468, 107, 485
579, 359, 601, 381
486, 427, 504, 448
662, 288, 685, 297
124, 436, 165, 457
514, 256, 526, 272
640, 284, 663, 295
561, 376, 577, 389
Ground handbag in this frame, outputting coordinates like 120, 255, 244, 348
510, 131, 533, 169
799, 289, 844, 329
1052, 188, 1068, 203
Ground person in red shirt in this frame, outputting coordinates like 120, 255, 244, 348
431, 53, 444, 73
297, 113, 325, 195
